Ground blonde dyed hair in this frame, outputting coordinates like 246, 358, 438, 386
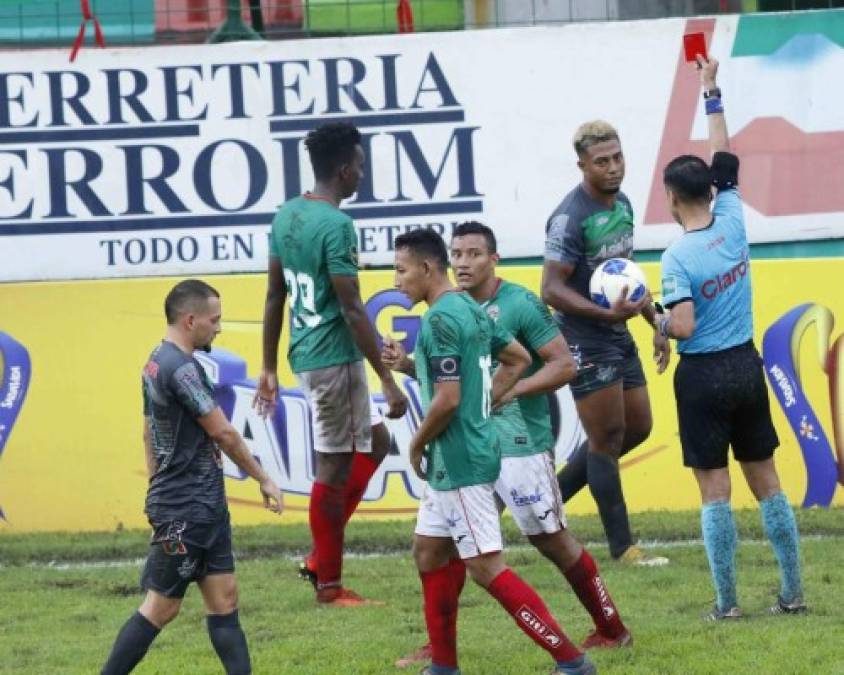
573, 121, 619, 157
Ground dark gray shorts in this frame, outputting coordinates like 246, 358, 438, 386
675, 341, 779, 469
566, 333, 646, 400
140, 513, 234, 598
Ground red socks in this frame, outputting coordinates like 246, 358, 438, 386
564, 549, 626, 638
487, 567, 581, 663
343, 452, 380, 523
448, 557, 466, 596
309, 482, 345, 587
420, 560, 463, 668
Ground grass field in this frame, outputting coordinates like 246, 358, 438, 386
1, 508, 843, 674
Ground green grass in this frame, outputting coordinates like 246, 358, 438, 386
305, 0, 463, 34
1, 509, 843, 674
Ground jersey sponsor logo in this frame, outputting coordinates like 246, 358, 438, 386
485, 304, 500, 321
517, 606, 562, 647
701, 260, 749, 300
591, 234, 634, 261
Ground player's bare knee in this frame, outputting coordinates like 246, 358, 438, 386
464, 552, 506, 589
624, 417, 652, 451
140, 594, 181, 628
695, 468, 731, 503
316, 452, 353, 486
412, 535, 450, 572
589, 425, 625, 455
742, 459, 781, 501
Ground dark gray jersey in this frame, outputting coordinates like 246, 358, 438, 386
544, 185, 635, 342
142, 341, 226, 523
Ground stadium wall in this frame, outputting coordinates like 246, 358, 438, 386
1, 262, 842, 533
1, 11, 844, 281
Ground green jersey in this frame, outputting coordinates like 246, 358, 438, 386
414, 291, 513, 491
269, 195, 362, 373
481, 280, 560, 457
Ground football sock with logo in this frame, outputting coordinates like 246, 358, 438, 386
420, 563, 460, 669
564, 549, 626, 638
700, 500, 738, 611
586, 452, 632, 559
100, 611, 160, 675
207, 610, 252, 675
486, 567, 581, 662
556, 439, 590, 502
759, 491, 803, 603
309, 482, 346, 587
343, 452, 381, 524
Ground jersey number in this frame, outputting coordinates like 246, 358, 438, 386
284, 270, 322, 328
479, 354, 493, 419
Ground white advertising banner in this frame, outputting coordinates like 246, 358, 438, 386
2, 11, 843, 281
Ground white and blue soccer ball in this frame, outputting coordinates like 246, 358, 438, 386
589, 258, 648, 308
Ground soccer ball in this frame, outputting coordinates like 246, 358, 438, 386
589, 258, 648, 308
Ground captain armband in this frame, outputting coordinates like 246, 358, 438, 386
430, 356, 461, 383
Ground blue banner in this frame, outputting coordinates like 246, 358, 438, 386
0, 331, 32, 520
762, 304, 839, 508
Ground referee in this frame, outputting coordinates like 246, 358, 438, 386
656, 56, 805, 620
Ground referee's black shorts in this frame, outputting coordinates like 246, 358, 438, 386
674, 340, 779, 469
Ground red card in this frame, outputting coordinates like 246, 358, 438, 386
683, 32, 707, 63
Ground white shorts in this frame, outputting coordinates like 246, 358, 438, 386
370, 404, 384, 428
494, 453, 566, 536
414, 483, 502, 559
296, 361, 372, 454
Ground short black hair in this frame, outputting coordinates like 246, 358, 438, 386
452, 221, 497, 254
394, 229, 449, 271
663, 155, 712, 203
165, 279, 219, 325
304, 122, 362, 180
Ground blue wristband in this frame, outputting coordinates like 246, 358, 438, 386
705, 97, 724, 115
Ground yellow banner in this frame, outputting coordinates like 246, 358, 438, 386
0, 260, 842, 533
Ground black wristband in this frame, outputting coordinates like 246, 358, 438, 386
703, 87, 722, 99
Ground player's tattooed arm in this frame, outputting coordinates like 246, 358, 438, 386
381, 336, 416, 378
143, 417, 156, 478
255, 255, 287, 418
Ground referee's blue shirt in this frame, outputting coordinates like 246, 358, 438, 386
660, 189, 753, 354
